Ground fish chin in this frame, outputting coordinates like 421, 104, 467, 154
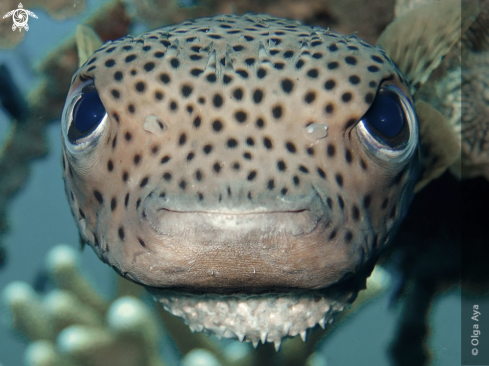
148, 286, 357, 348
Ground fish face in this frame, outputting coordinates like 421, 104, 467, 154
61, 14, 418, 340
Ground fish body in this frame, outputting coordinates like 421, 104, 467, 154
62, 13, 420, 346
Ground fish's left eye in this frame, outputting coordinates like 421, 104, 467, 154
62, 80, 108, 152
355, 84, 418, 164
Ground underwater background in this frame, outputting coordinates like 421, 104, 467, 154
0, 0, 485, 365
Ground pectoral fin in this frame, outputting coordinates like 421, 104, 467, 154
414, 100, 460, 192
377, 0, 480, 93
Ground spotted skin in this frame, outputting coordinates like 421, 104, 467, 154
62, 14, 418, 294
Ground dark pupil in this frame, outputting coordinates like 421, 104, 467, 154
68, 91, 106, 143
363, 90, 405, 138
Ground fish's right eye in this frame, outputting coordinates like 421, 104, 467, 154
68, 88, 106, 143
62, 80, 108, 152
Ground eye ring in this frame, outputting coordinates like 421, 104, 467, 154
355, 84, 418, 164
61, 80, 108, 154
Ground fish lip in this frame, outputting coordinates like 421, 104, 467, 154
155, 207, 309, 215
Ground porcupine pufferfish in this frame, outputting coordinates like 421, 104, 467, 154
61, 2, 467, 349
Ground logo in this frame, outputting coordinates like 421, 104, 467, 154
2, 3, 38, 32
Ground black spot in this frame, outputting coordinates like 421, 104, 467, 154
293, 175, 300, 186
272, 105, 283, 119
122, 45, 133, 51
365, 92, 374, 104
134, 154, 141, 165
368, 65, 380, 72
163, 172, 172, 181
161, 155, 170, 164
341, 92, 352, 103
325, 103, 334, 114
125, 54, 137, 63
212, 94, 223, 108
233, 45, 244, 51
281, 79, 294, 94
138, 238, 146, 247
338, 195, 345, 209
283, 50, 294, 58
349, 75, 360, 85
285, 142, 296, 153
94, 190, 103, 204
170, 101, 178, 111
244, 35, 254, 41
191, 68, 204, 76
327, 197, 333, 209
360, 159, 368, 170
130, 69, 136, 76
253, 89, 264, 104
345, 56, 357, 65
243, 152, 252, 160
151, 146, 159, 155
267, 179, 275, 190
277, 160, 286, 171
112, 136, 117, 149
233, 88, 243, 100
154, 51, 164, 58
179, 180, 187, 190
114, 71, 123, 81
190, 54, 203, 61
307, 69, 319, 78
307, 147, 315, 156
193, 116, 201, 128
256, 118, 265, 128
247, 171, 257, 180
327, 144, 335, 157
206, 74, 217, 83
327, 61, 339, 70
299, 165, 309, 174
369, 81, 377, 88
178, 133, 187, 146
111, 89, 120, 99
295, 59, 305, 69
245, 58, 255, 66
160, 73, 170, 84
344, 118, 356, 130
335, 174, 343, 187
181, 85, 193, 97
203, 144, 213, 154
236, 69, 249, 78
111, 197, 117, 211
170, 58, 180, 68
212, 120, 223, 132
371, 55, 384, 64
324, 79, 336, 90
274, 62, 285, 70
128, 104, 135, 113
312, 52, 323, 59
223, 74, 232, 84
329, 230, 337, 240
304, 92, 316, 104
311, 40, 322, 47
107, 160, 113, 172
363, 195, 371, 209
106, 47, 116, 53
155, 91, 163, 100
345, 149, 352, 164
122, 171, 129, 182
135, 81, 146, 93
198, 192, 204, 200
227, 138, 238, 148
233, 162, 240, 170
328, 44, 339, 52
79, 209, 85, 219
345, 231, 353, 243
381, 197, 389, 209
118, 226, 125, 241
352, 205, 360, 221
213, 162, 222, 173
257, 68, 267, 79
144, 62, 155, 72
317, 167, 326, 179
234, 110, 247, 123
195, 170, 203, 181
263, 137, 273, 149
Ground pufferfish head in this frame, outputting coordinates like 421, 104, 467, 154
61, 13, 423, 349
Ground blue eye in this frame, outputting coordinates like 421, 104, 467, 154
67, 86, 106, 144
362, 88, 407, 146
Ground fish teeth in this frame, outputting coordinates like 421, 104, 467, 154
205, 49, 217, 72
252, 340, 259, 349
300, 330, 307, 342
274, 340, 282, 352
260, 331, 268, 344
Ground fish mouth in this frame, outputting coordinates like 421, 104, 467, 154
121, 188, 361, 293
143, 189, 326, 236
